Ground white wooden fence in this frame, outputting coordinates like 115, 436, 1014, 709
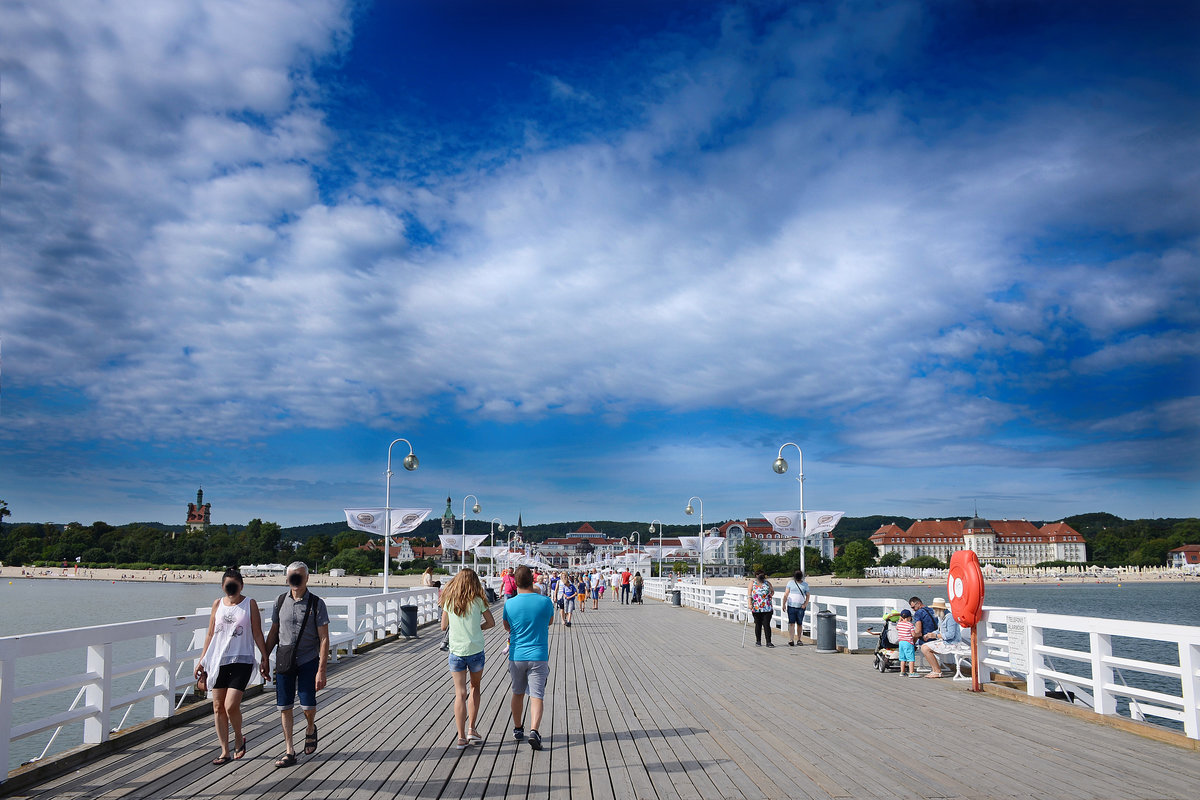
0, 588, 440, 780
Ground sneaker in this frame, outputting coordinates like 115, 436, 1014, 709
787, 641, 795, 647
513, 726, 524, 740
755, 641, 762, 647
528, 730, 543, 751
766, 642, 775, 648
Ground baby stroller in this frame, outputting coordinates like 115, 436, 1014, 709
872, 610, 903, 673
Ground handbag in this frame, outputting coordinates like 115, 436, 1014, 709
194, 666, 208, 693
275, 594, 315, 677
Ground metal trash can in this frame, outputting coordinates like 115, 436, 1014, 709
815, 609, 837, 653
399, 605, 419, 638
670, 589, 682, 607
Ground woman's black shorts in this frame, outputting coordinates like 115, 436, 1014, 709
211, 663, 254, 692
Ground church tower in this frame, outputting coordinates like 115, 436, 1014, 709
441, 496, 455, 538
186, 488, 211, 534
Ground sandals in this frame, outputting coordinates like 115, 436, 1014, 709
467, 730, 483, 746
234, 736, 248, 759
274, 752, 297, 768
455, 737, 469, 750
212, 754, 232, 766
304, 725, 318, 755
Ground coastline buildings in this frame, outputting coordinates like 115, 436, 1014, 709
1168, 545, 1200, 569
719, 518, 837, 561
870, 516, 1087, 567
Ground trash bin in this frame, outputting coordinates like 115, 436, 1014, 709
400, 605, 418, 638
815, 609, 837, 653
670, 589, 682, 607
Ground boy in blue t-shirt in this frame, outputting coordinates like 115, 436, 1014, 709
503, 566, 554, 750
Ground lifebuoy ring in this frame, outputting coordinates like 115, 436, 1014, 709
947, 550, 985, 628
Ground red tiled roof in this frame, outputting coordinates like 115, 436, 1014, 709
575, 523, 598, 534
869, 519, 1084, 545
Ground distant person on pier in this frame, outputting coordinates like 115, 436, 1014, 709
421, 567, 435, 588
748, 571, 775, 647
632, 571, 644, 604
620, 568, 632, 604
502, 568, 518, 599
503, 565, 554, 751
782, 570, 810, 646
440, 568, 496, 749
895, 609, 916, 676
266, 562, 330, 767
610, 570, 620, 603
918, 597, 970, 677
195, 568, 270, 765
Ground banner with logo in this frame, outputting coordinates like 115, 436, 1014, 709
678, 536, 725, 554
439, 534, 488, 553
344, 507, 432, 536
474, 546, 510, 560
803, 511, 844, 537
762, 511, 802, 537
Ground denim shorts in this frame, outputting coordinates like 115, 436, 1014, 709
786, 606, 806, 626
275, 657, 319, 710
448, 650, 485, 674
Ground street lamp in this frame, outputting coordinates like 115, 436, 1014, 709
685, 496, 705, 585
773, 442, 806, 573
461, 495, 481, 572
488, 518, 505, 578
648, 519, 665, 579
383, 438, 419, 596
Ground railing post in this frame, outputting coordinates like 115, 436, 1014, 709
0, 650, 14, 778
1025, 617, 1044, 697
1180, 640, 1199, 739
846, 600, 860, 651
1090, 631, 1115, 716
84, 644, 113, 744
153, 632, 175, 719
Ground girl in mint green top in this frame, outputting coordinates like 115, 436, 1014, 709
440, 568, 495, 748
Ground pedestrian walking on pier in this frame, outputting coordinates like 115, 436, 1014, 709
782, 570, 809, 646
440, 568, 495, 749
265, 562, 330, 768
503, 565, 554, 751
748, 571, 775, 647
620, 568, 632, 604
195, 568, 270, 765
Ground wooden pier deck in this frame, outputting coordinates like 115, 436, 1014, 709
9, 597, 1200, 800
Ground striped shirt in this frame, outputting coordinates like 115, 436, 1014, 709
895, 619, 915, 643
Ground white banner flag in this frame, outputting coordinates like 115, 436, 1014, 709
762, 511, 802, 537
474, 546, 510, 560
803, 511, 844, 537
648, 546, 679, 559
678, 536, 725, 554
344, 507, 432, 536
439, 534, 488, 553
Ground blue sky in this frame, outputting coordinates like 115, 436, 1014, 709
1, 0, 1197, 528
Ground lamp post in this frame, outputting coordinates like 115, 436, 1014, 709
648, 519, 665, 578
773, 442, 806, 574
461, 495, 480, 572
383, 438, 419, 596
685, 496, 704, 585
488, 518, 504, 578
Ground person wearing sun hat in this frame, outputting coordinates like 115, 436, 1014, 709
919, 597, 970, 677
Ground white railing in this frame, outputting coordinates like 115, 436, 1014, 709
1, 588, 442, 780
0, 613, 207, 780
662, 587, 1200, 741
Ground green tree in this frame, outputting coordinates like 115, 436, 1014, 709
326, 548, 378, 576
332, 531, 370, 554
903, 555, 944, 569
833, 541, 874, 578
878, 551, 904, 567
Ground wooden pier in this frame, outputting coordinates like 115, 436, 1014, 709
8, 598, 1200, 800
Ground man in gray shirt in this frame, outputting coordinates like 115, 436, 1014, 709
265, 561, 330, 767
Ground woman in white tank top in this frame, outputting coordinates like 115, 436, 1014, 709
196, 568, 270, 765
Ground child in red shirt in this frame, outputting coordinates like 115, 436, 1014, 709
896, 609, 916, 676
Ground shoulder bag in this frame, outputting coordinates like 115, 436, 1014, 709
275, 594, 315, 677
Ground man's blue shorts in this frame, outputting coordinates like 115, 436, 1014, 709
786, 606, 806, 626
275, 658, 319, 710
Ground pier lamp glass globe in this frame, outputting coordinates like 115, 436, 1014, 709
685, 505, 694, 516
403, 453, 419, 471
472, 503, 481, 514
772, 457, 788, 474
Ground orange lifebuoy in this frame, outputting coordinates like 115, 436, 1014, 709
947, 550, 985, 628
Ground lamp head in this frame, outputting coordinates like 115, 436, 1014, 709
472, 502, 481, 514
685, 505, 694, 516
498, 523, 505, 532
772, 457, 788, 474
403, 453, 419, 471
648, 524, 655, 534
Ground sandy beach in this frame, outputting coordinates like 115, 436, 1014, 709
3, 565, 1195, 589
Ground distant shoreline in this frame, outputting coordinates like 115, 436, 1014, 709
3, 565, 1196, 590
